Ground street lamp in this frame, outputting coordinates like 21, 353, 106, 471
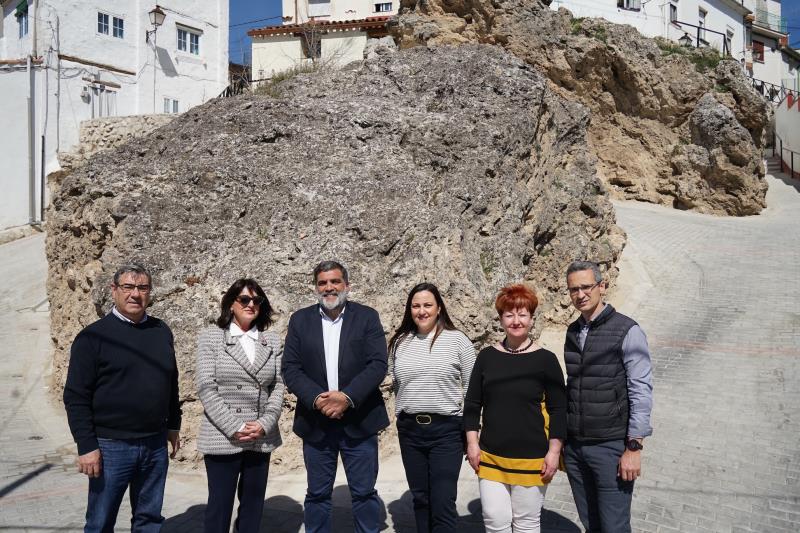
145, 6, 166, 114
679, 32, 693, 47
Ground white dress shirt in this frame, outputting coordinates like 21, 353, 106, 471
320, 305, 346, 391
229, 322, 259, 365
111, 306, 148, 324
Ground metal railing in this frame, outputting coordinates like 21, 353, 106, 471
772, 130, 800, 180
750, 77, 798, 105
673, 20, 730, 56
755, 9, 787, 34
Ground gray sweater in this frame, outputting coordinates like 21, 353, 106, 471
196, 327, 284, 455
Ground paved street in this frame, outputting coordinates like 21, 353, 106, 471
1, 165, 799, 532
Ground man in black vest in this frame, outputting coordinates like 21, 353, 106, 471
562, 261, 653, 533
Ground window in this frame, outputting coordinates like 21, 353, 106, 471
669, 3, 678, 23
725, 29, 733, 56
698, 8, 707, 41
113, 17, 124, 39
375, 2, 392, 12
98, 12, 109, 35
308, 0, 331, 17
18, 12, 29, 38
90, 86, 117, 118
752, 40, 765, 62
16, 1, 29, 38
617, 0, 641, 10
177, 27, 201, 55
163, 98, 179, 114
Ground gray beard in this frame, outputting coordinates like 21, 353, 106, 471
317, 289, 348, 311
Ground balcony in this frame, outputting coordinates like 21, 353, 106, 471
754, 9, 787, 34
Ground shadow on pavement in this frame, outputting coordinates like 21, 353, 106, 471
386, 492, 484, 532
542, 508, 581, 532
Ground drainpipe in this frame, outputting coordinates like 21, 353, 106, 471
27, 56, 36, 224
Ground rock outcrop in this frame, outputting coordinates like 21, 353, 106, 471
392, 0, 770, 215
47, 45, 624, 469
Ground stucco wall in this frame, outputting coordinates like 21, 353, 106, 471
550, 0, 746, 63
775, 95, 800, 169
281, 0, 397, 24
252, 30, 368, 78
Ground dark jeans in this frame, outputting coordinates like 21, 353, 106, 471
563, 439, 634, 533
302, 428, 380, 533
203, 451, 270, 533
85, 434, 168, 533
397, 413, 463, 533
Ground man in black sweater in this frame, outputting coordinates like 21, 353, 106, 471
63, 263, 181, 533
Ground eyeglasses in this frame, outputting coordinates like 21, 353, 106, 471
235, 295, 264, 307
115, 284, 152, 293
567, 282, 600, 295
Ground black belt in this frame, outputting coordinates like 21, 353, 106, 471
398, 412, 457, 425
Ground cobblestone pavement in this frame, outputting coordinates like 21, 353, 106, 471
1, 169, 799, 532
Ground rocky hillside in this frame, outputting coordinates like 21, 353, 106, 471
47, 45, 624, 468
393, 0, 771, 215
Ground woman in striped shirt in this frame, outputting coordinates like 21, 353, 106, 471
390, 283, 476, 533
464, 284, 567, 533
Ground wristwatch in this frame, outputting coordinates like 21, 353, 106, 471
625, 439, 644, 451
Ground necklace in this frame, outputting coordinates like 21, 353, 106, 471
502, 337, 533, 354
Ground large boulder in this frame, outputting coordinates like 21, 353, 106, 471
392, 0, 770, 215
668, 94, 766, 213
47, 44, 624, 469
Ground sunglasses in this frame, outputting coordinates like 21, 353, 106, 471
235, 295, 264, 307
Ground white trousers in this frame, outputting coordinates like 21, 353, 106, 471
479, 478, 548, 533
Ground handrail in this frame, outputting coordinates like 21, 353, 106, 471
750, 76, 798, 105
772, 130, 800, 180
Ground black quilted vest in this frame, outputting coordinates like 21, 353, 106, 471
564, 304, 636, 441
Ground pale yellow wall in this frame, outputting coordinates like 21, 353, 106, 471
321, 32, 367, 66
252, 35, 304, 78
251, 31, 368, 78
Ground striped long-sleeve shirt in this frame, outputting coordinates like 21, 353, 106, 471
392, 328, 476, 416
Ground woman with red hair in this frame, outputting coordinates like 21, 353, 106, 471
464, 284, 567, 533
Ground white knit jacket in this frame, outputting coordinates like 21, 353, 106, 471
196, 326, 284, 455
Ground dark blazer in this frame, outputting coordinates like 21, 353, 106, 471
282, 300, 389, 443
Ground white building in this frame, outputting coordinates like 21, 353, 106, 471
550, 0, 797, 93
250, 0, 393, 79
0, 0, 229, 231
742, 0, 799, 94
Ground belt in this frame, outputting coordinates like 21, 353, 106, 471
398, 412, 457, 425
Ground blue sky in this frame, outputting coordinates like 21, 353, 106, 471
227, 0, 800, 64
229, 0, 282, 65
785, 0, 800, 47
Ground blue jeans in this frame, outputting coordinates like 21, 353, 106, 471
302, 428, 380, 533
563, 439, 633, 533
85, 434, 168, 533
397, 413, 463, 533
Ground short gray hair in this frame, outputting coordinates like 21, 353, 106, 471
566, 261, 603, 283
313, 260, 349, 284
113, 263, 152, 285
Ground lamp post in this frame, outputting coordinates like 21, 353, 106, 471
146, 6, 166, 113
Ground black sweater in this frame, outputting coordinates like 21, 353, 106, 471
464, 347, 567, 458
63, 313, 182, 454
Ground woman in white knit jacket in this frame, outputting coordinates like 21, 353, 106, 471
196, 278, 284, 533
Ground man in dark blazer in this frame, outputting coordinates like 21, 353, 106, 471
282, 260, 389, 533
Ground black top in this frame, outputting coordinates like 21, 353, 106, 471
464, 347, 567, 458
63, 313, 182, 455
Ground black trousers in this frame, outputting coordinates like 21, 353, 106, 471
203, 451, 270, 533
397, 414, 464, 533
